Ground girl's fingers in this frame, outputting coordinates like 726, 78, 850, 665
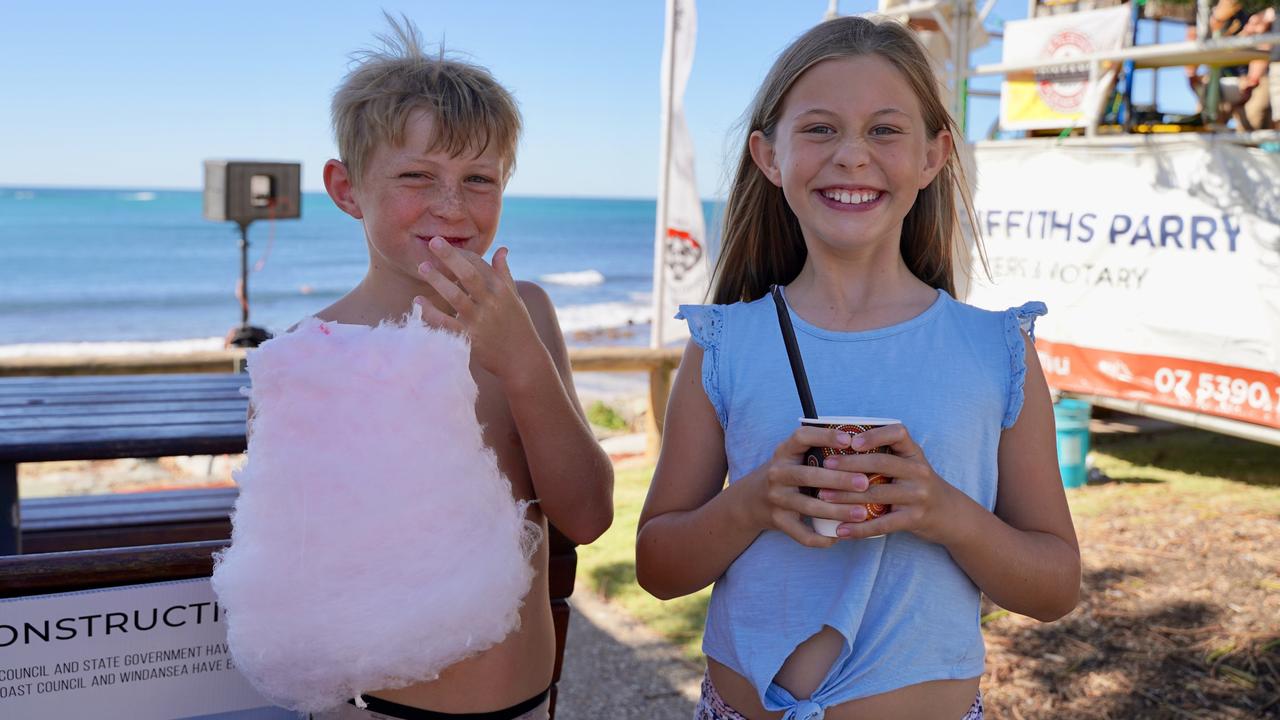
847, 423, 922, 459
820, 451, 916, 479
777, 426, 855, 459
816, 481, 917, 508
776, 514, 838, 549
836, 509, 910, 540
768, 464, 870, 492
413, 296, 466, 334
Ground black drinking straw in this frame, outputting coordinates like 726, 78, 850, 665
770, 285, 818, 420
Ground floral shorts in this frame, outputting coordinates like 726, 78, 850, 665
694, 672, 983, 720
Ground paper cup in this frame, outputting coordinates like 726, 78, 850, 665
800, 416, 899, 538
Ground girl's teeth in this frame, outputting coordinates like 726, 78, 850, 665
825, 190, 878, 205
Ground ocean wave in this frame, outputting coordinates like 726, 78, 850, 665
540, 269, 605, 287
554, 301, 650, 334
0, 337, 225, 359
121, 191, 157, 202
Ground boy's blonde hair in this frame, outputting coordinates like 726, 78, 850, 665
332, 14, 522, 186
712, 16, 982, 304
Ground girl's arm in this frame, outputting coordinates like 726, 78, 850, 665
824, 333, 1080, 621
636, 341, 862, 600
944, 334, 1081, 620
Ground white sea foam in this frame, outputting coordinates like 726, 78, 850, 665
121, 191, 157, 202
0, 337, 225, 359
554, 301, 651, 333
540, 269, 606, 287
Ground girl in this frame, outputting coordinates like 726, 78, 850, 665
635, 16, 1080, 720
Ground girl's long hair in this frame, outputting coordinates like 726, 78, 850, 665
711, 16, 982, 305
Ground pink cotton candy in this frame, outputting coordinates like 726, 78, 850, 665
212, 308, 540, 713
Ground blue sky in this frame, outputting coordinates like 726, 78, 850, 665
2, 0, 1195, 199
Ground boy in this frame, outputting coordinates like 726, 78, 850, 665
313, 17, 614, 720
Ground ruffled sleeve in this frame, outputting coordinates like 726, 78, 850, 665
674, 304, 727, 427
1002, 301, 1048, 429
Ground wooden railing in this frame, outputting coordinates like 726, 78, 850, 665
0, 346, 684, 459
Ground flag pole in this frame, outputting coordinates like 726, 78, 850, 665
651, 0, 677, 350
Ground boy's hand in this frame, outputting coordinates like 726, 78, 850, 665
416, 236, 542, 380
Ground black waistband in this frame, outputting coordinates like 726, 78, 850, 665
346, 686, 550, 720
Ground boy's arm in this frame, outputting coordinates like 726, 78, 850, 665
508, 281, 615, 544
416, 238, 613, 544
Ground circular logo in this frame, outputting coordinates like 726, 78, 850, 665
1037, 30, 1093, 113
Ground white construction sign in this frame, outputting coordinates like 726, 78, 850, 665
0, 579, 297, 720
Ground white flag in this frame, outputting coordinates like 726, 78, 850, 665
651, 0, 711, 348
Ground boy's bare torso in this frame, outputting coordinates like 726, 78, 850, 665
313, 291, 557, 713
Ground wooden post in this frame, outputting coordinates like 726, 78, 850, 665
1, 463, 19, 555
646, 361, 676, 461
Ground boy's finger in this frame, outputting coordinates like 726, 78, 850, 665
418, 265, 476, 317
427, 237, 490, 295
491, 247, 518, 290
413, 296, 466, 335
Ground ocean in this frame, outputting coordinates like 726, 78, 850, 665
0, 188, 722, 357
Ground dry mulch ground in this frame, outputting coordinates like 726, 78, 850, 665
981, 422, 1280, 719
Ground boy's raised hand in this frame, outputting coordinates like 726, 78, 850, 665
415, 236, 542, 380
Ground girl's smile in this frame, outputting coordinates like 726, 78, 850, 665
815, 186, 887, 211
750, 54, 950, 261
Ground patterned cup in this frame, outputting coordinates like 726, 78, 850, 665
800, 416, 900, 538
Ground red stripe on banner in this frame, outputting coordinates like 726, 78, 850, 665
665, 227, 701, 249
1036, 340, 1280, 429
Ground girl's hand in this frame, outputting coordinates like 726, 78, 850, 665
415, 237, 541, 379
815, 423, 969, 545
744, 425, 876, 548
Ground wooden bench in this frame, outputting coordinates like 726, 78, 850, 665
1, 373, 578, 717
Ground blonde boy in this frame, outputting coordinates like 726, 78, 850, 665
312, 18, 613, 720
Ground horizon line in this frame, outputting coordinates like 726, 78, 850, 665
0, 183, 728, 204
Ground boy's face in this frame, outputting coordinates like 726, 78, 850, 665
335, 109, 508, 285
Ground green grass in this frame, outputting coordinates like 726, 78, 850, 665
1072, 429, 1280, 519
586, 400, 630, 432
577, 429, 1280, 657
575, 464, 710, 659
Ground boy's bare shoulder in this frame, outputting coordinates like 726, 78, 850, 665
515, 280, 559, 337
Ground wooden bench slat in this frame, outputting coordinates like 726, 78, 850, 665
0, 423, 248, 462
0, 540, 226, 598
0, 398, 248, 419
0, 373, 245, 390
2, 409, 250, 431
0, 388, 248, 408
22, 489, 240, 529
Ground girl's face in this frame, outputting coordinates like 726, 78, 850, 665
749, 54, 950, 260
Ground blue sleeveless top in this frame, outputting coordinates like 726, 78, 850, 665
676, 289, 1045, 719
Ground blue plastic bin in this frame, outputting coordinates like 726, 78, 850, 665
1053, 398, 1092, 489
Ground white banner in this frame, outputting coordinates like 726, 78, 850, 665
999, 4, 1131, 131
967, 138, 1280, 429
652, 0, 711, 347
0, 579, 297, 720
